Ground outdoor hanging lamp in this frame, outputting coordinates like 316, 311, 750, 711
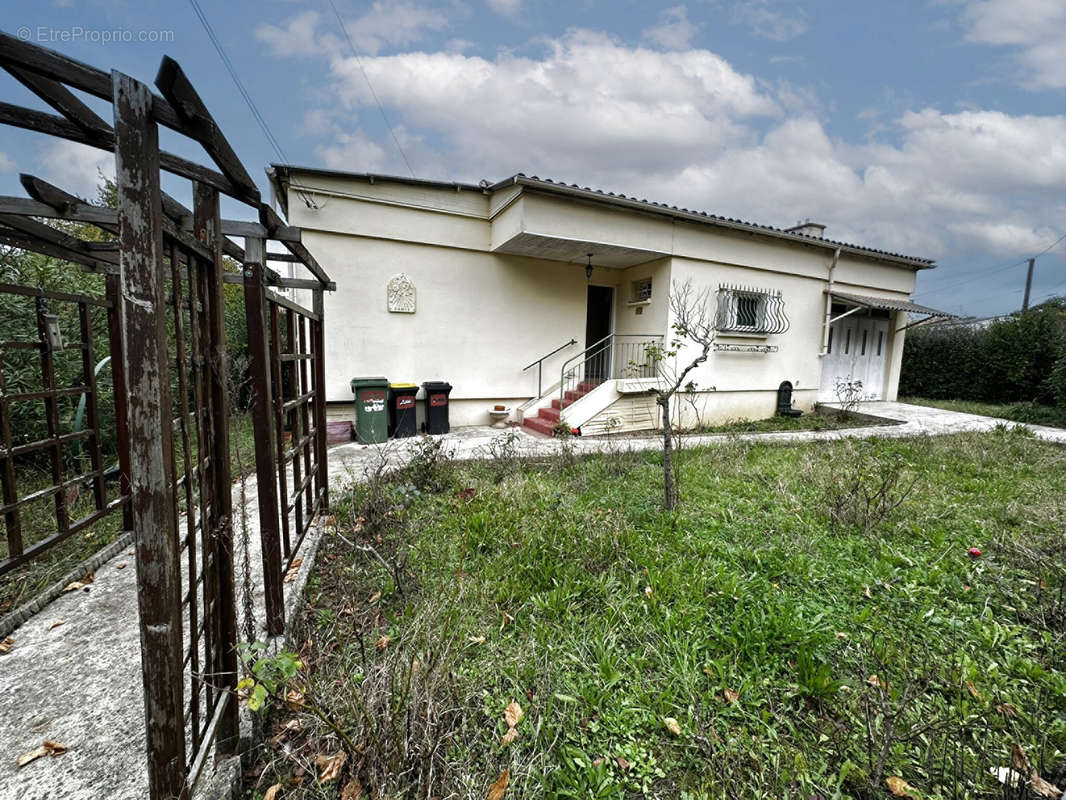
585, 253, 594, 281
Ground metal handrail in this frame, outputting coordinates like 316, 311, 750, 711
523, 338, 577, 397
558, 333, 663, 407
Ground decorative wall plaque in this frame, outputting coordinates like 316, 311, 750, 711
387, 273, 416, 313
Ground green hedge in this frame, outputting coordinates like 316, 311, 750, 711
900, 299, 1066, 405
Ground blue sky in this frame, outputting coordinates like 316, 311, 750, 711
1, 0, 1064, 316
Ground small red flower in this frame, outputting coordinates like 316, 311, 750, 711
458, 487, 476, 501
967, 547, 982, 558
571, 427, 581, 436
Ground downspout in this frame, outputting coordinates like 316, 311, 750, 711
820, 247, 841, 356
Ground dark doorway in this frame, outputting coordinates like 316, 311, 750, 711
584, 285, 614, 382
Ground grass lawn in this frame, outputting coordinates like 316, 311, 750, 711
901, 396, 1066, 430
247, 429, 1066, 800
0, 413, 257, 616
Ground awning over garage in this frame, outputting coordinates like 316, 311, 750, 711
830, 290, 958, 319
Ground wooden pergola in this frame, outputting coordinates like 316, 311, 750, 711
0, 29, 335, 799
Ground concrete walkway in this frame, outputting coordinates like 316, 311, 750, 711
1, 402, 1062, 799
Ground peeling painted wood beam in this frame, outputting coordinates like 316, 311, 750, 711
154, 56, 259, 205
0, 101, 241, 198
259, 204, 332, 285
4, 65, 112, 134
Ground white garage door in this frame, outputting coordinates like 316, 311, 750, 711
819, 315, 890, 402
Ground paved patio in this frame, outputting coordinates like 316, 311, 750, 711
1, 401, 1063, 799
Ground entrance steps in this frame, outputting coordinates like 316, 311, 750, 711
522, 381, 601, 436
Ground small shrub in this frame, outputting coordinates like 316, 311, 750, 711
403, 434, 453, 492
816, 440, 917, 534
834, 377, 864, 417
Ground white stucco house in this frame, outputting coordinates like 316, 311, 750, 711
267, 166, 953, 435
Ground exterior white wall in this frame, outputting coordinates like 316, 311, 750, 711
283, 173, 925, 429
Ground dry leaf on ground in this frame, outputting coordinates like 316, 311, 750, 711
368, 591, 381, 604
263, 783, 282, 800
63, 581, 87, 593
316, 750, 346, 784
487, 769, 510, 800
0, 637, 13, 654
965, 681, 981, 700
663, 717, 681, 736
374, 635, 391, 650
885, 776, 918, 798
116, 562, 127, 570
283, 558, 303, 583
47, 620, 65, 631
17, 740, 67, 768
500, 727, 519, 746
616, 756, 631, 771
867, 674, 884, 689
341, 779, 363, 800
504, 701, 524, 728
284, 690, 305, 710
723, 688, 739, 704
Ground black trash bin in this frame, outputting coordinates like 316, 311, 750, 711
422, 381, 452, 434
389, 383, 419, 438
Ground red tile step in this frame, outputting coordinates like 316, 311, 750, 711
522, 381, 604, 436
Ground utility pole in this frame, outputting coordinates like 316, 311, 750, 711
1022, 257, 1035, 311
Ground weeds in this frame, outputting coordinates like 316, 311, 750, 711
814, 439, 918, 534
246, 432, 1066, 799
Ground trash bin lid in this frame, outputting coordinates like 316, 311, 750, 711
389, 382, 418, 389
422, 381, 452, 391
351, 376, 389, 390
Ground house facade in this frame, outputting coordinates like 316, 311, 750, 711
268, 167, 949, 434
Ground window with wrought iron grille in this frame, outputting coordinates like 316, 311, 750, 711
715, 284, 790, 334
631, 277, 652, 302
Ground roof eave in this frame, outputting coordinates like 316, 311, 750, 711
511, 177, 935, 270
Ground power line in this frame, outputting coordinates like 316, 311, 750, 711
324, 0, 416, 178
914, 231, 1066, 299
187, 0, 289, 163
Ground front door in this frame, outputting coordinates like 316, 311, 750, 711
819, 313, 890, 402
585, 285, 614, 383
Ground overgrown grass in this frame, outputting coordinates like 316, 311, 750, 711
0, 412, 257, 616
249, 429, 1066, 799
901, 396, 1066, 429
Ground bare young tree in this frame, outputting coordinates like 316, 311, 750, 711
651, 279, 717, 510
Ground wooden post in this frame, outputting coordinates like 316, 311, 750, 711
193, 182, 239, 755
112, 70, 188, 800
313, 288, 328, 512
242, 244, 285, 636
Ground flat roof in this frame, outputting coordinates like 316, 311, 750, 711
269, 164, 936, 269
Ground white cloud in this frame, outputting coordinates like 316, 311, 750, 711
487, 0, 521, 17
315, 130, 389, 172
729, 1, 807, 42
325, 29, 779, 179
256, 2, 449, 58
0, 151, 14, 173
34, 140, 113, 200
957, 0, 1066, 89
643, 6, 698, 50
266, 19, 1065, 295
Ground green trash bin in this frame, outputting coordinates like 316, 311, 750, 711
351, 377, 389, 444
